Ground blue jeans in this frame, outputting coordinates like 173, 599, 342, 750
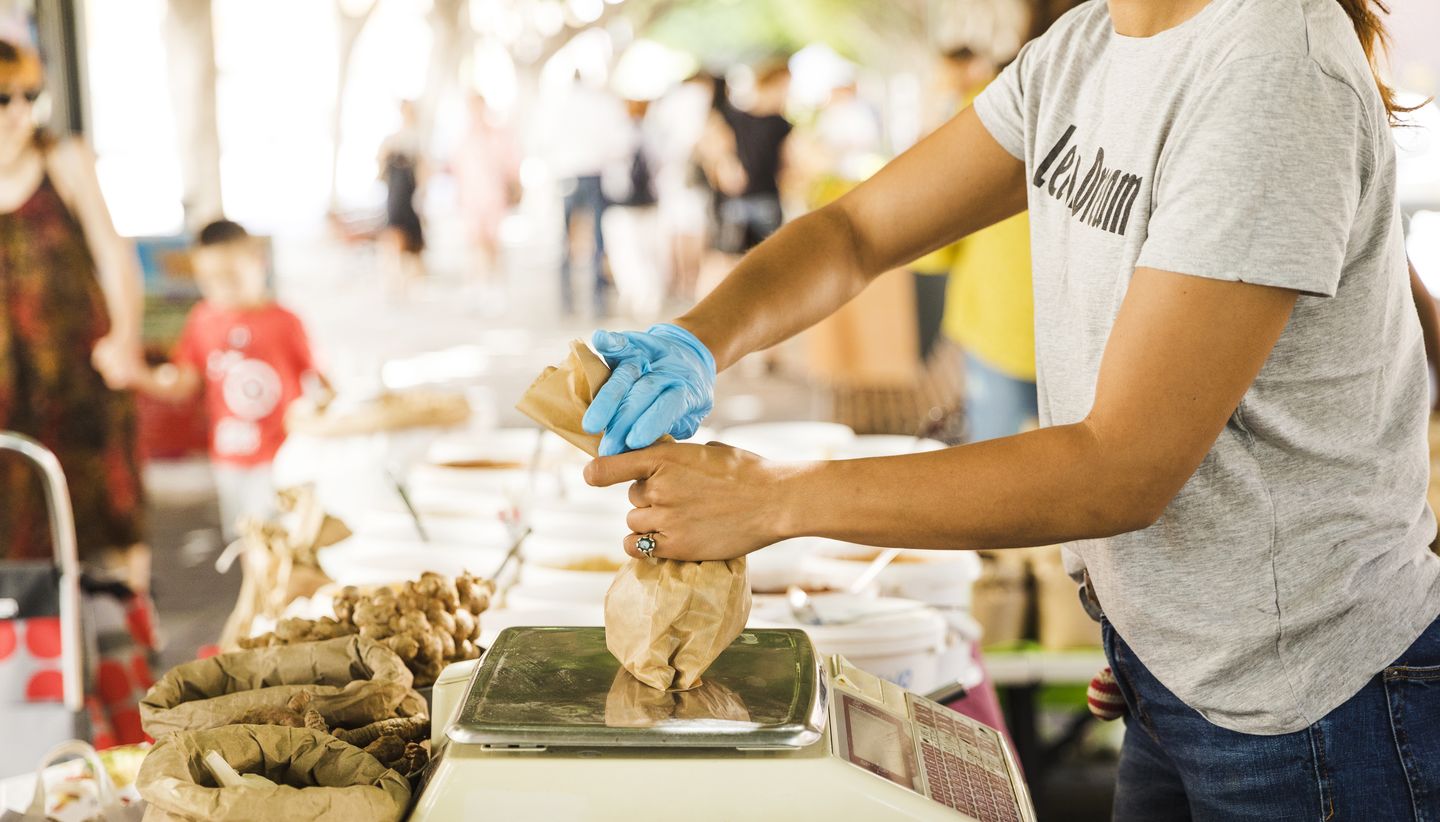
560, 174, 608, 316
1103, 617, 1440, 821
962, 352, 1038, 443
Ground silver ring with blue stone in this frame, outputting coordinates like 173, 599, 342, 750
637, 533, 658, 558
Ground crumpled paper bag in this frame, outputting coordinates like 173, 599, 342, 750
515, 339, 611, 455
136, 725, 410, 822
219, 486, 347, 650
604, 669, 751, 728
141, 637, 414, 738
604, 556, 750, 690
515, 340, 751, 691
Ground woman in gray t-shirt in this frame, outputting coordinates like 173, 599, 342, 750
579, 0, 1440, 817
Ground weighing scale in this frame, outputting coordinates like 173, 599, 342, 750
414, 627, 1035, 821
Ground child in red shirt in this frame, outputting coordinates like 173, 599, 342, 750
131, 220, 322, 540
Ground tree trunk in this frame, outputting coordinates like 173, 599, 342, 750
164, 0, 223, 230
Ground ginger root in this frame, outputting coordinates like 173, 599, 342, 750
240, 571, 494, 685
233, 705, 305, 727
334, 715, 430, 748
362, 734, 406, 766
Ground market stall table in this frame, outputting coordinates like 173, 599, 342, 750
415, 626, 1036, 821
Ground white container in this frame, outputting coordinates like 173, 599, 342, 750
317, 535, 506, 587
750, 594, 949, 693
832, 435, 947, 458
517, 534, 628, 596
353, 508, 512, 546
717, 421, 856, 460
476, 604, 606, 648
747, 537, 831, 594
804, 545, 982, 610
426, 427, 559, 467
502, 583, 610, 611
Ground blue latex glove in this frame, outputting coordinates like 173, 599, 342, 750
582, 323, 717, 456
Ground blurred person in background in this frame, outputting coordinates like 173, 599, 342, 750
127, 220, 323, 543
0, 39, 153, 747
545, 73, 630, 318
649, 72, 715, 304
907, 47, 1002, 363
377, 99, 426, 292
451, 92, 521, 309
0, 40, 147, 586
700, 63, 793, 295
601, 99, 666, 322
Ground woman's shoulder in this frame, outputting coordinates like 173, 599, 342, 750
44, 135, 98, 172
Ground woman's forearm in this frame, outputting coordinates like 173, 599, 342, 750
97, 248, 144, 341
777, 422, 1160, 551
676, 106, 1028, 372
676, 206, 869, 371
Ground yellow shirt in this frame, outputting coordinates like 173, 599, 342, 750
942, 212, 1036, 381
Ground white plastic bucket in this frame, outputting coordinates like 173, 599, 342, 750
517, 533, 628, 596
317, 535, 506, 587
831, 435, 947, 458
718, 421, 856, 460
804, 545, 982, 610
477, 604, 606, 648
750, 594, 949, 693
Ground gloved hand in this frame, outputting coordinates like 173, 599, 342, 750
582, 323, 717, 457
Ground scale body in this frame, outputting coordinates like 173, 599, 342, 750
414, 627, 1035, 821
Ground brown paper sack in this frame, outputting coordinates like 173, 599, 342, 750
515, 339, 611, 455
141, 637, 415, 738
136, 725, 410, 822
604, 669, 751, 728
516, 340, 752, 691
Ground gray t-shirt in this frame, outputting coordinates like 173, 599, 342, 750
975, 0, 1440, 734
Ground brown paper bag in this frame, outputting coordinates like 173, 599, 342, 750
604, 670, 750, 728
136, 725, 410, 822
604, 556, 751, 690
515, 339, 611, 456
141, 637, 415, 738
516, 340, 751, 691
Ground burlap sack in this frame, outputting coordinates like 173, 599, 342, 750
604, 669, 750, 728
141, 637, 414, 738
516, 340, 751, 691
136, 725, 410, 822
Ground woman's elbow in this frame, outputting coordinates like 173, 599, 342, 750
1089, 472, 1178, 536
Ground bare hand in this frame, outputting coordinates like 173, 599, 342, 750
584, 442, 793, 562
91, 333, 144, 390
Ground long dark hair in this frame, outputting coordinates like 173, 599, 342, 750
1334, 0, 1422, 124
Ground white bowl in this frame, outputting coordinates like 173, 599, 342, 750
317, 535, 506, 587
718, 421, 856, 460
803, 545, 982, 609
832, 435, 947, 458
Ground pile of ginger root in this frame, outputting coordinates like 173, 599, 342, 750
235, 690, 432, 781
240, 571, 495, 686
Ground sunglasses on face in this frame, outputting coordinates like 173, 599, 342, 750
0, 89, 41, 107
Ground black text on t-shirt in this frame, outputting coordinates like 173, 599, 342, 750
1033, 124, 1144, 237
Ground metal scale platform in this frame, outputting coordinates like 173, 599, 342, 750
414, 627, 1035, 821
